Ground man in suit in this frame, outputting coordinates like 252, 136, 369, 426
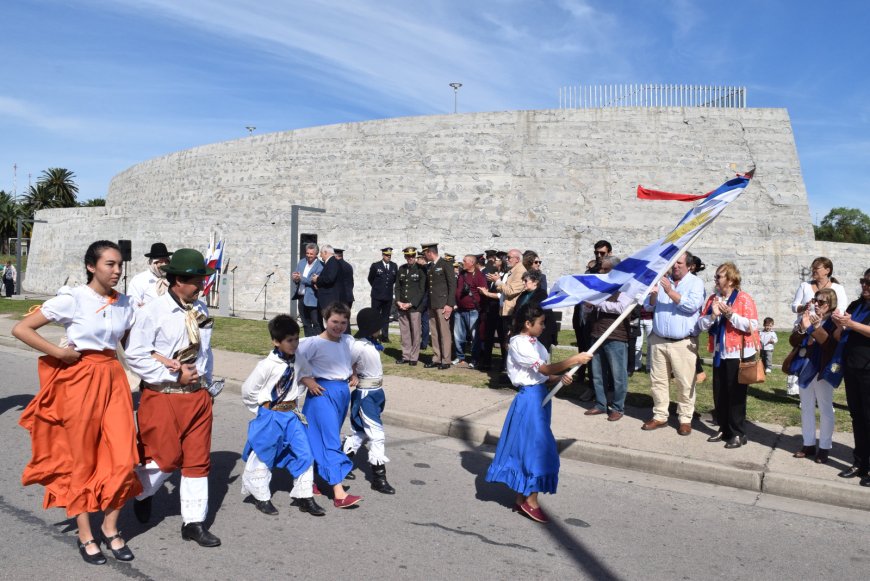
368, 247, 398, 340
334, 248, 355, 304
292, 242, 323, 337
312, 245, 343, 328
422, 242, 456, 369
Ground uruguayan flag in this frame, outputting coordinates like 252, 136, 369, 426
542, 175, 752, 310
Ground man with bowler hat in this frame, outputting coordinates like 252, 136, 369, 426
128, 242, 173, 310
368, 247, 398, 340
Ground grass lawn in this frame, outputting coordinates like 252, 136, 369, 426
0, 299, 851, 431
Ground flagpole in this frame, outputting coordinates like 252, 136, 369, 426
541, 226, 708, 406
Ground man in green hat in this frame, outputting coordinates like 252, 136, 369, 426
126, 248, 222, 548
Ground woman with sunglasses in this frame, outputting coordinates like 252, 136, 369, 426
790, 288, 840, 463
832, 270, 870, 485
787, 257, 848, 395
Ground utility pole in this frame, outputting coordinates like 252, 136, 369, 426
449, 82, 462, 113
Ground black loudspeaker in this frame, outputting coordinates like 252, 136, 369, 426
118, 239, 132, 262
300, 233, 318, 259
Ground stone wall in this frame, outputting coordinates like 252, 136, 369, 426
26, 107, 857, 328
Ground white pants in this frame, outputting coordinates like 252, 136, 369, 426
787, 374, 799, 395
343, 414, 389, 465
240, 451, 314, 501
135, 460, 209, 524
634, 319, 653, 371
799, 376, 835, 450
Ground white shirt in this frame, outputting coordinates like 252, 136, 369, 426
696, 307, 759, 359
759, 330, 778, 351
127, 269, 164, 310
126, 292, 213, 385
241, 350, 312, 414
791, 281, 848, 319
506, 334, 549, 387
40, 285, 134, 351
296, 335, 353, 379
350, 337, 383, 379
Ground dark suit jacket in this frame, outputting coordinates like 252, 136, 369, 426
368, 261, 398, 301
339, 259, 355, 306
316, 256, 343, 310
428, 257, 457, 310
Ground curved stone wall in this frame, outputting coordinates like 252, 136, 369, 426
27, 108, 859, 326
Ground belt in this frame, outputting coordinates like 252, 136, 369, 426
261, 400, 297, 412
357, 377, 383, 389
141, 380, 204, 394
655, 334, 690, 342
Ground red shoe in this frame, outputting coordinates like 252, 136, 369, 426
333, 495, 362, 509
312, 484, 322, 496
518, 501, 549, 523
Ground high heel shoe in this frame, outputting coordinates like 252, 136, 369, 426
101, 530, 135, 561
814, 449, 830, 464
77, 539, 107, 565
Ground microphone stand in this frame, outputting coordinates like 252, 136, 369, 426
255, 272, 275, 320
230, 266, 238, 317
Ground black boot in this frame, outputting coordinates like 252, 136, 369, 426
133, 496, 152, 524
248, 496, 279, 516
293, 497, 326, 516
181, 522, 221, 547
371, 463, 396, 494
344, 450, 356, 480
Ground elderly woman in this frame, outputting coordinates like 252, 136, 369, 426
787, 257, 848, 395
789, 287, 840, 463
696, 263, 760, 449
832, 269, 870, 485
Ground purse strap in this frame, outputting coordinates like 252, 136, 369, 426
740, 334, 757, 362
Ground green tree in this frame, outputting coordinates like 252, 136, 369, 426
37, 168, 79, 207
0, 190, 22, 254
21, 183, 58, 217
80, 198, 106, 207
814, 207, 870, 244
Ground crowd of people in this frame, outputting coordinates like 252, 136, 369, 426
11, 237, 870, 562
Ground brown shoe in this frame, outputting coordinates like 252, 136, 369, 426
677, 423, 692, 436
607, 411, 623, 422
584, 408, 606, 416
641, 419, 668, 431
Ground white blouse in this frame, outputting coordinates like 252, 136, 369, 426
791, 281, 848, 319
40, 285, 134, 351
506, 334, 549, 387
296, 335, 354, 379
350, 337, 383, 379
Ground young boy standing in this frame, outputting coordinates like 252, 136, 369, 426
240, 315, 325, 516
759, 317, 777, 373
343, 308, 396, 494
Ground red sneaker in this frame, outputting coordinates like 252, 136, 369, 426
333, 495, 362, 509
519, 501, 549, 523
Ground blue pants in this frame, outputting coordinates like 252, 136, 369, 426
452, 309, 479, 361
591, 339, 629, 414
301, 379, 352, 485
242, 406, 313, 478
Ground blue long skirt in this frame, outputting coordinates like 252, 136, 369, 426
301, 379, 353, 485
242, 407, 313, 478
485, 383, 559, 495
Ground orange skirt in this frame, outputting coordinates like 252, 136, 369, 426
19, 350, 143, 516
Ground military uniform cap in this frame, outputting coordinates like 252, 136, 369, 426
402, 246, 417, 257
381, 247, 393, 255
443, 253, 455, 263
334, 248, 345, 254
420, 242, 437, 252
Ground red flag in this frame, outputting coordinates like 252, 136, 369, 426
637, 169, 755, 201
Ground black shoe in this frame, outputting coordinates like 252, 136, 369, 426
294, 497, 326, 516
77, 539, 107, 565
133, 496, 152, 524
251, 497, 279, 516
423, 361, 439, 368
814, 449, 830, 464
724, 436, 744, 449
860, 475, 870, 487
371, 464, 396, 495
438, 363, 451, 370
345, 450, 356, 479
409, 361, 418, 366
706, 432, 724, 442
181, 522, 221, 547
395, 358, 409, 365
838, 465, 869, 479
101, 530, 134, 561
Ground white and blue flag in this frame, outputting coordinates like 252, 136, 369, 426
541, 174, 753, 310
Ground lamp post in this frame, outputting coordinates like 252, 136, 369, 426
449, 82, 462, 113
289, 204, 326, 317
245, 126, 256, 136
15, 218, 47, 295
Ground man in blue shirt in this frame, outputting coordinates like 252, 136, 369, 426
642, 252, 705, 435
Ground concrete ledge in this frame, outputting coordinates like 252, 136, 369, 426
762, 472, 870, 512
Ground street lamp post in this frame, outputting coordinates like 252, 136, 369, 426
449, 82, 462, 113
246, 126, 256, 136
289, 204, 326, 317
15, 217, 47, 295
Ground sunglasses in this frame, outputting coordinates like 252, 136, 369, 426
860, 278, 870, 286
533, 260, 541, 265
811, 298, 828, 305
594, 251, 607, 257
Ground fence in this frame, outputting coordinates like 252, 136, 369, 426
558, 84, 746, 109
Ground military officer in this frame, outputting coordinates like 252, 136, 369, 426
394, 246, 427, 365
368, 247, 398, 339
422, 243, 456, 369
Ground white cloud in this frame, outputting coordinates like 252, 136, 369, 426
0, 96, 85, 132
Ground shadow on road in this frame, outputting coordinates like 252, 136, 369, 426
0, 394, 34, 416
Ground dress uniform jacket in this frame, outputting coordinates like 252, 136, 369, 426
428, 257, 457, 310
368, 261, 398, 302
395, 263, 427, 312
316, 256, 343, 310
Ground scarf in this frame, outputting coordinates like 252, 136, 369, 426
702, 290, 761, 365
149, 262, 169, 295
270, 348, 295, 404
797, 317, 837, 389
168, 289, 207, 363
823, 302, 870, 387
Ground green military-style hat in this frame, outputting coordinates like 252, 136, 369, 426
159, 248, 215, 276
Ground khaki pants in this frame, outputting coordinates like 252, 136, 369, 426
398, 310, 422, 362
429, 307, 452, 365
648, 334, 698, 424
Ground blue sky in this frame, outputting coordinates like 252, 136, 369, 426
2, 0, 868, 222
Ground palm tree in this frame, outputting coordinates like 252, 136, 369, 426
22, 183, 58, 218
37, 168, 79, 207
0, 190, 22, 254
80, 198, 106, 207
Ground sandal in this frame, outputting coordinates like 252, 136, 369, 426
101, 530, 135, 561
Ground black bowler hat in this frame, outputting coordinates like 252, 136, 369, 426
381, 247, 393, 255
144, 242, 173, 259
354, 307, 384, 339
484, 249, 498, 258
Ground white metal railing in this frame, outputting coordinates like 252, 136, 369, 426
558, 84, 746, 109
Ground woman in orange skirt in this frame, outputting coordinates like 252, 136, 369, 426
13, 240, 142, 565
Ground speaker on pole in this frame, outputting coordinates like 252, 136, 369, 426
118, 239, 133, 262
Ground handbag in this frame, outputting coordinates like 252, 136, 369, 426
738, 335, 766, 384
781, 344, 799, 374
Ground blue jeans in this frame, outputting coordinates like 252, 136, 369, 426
591, 339, 629, 413
453, 309, 479, 361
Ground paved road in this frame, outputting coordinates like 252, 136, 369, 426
1, 345, 868, 580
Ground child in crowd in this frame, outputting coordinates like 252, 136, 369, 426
343, 308, 396, 494
297, 302, 363, 509
485, 303, 592, 523
759, 317, 777, 373
240, 315, 325, 516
